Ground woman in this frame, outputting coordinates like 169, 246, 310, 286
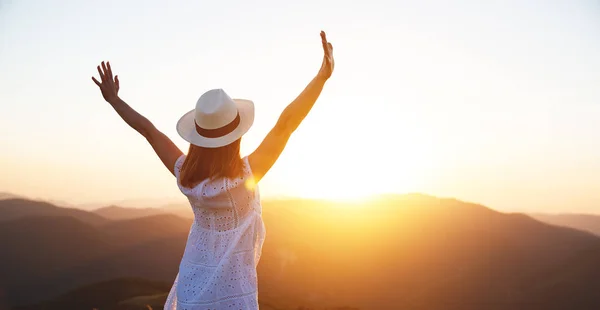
91, 31, 334, 309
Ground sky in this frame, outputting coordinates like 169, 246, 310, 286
1, 0, 599, 213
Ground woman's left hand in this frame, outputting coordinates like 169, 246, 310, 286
317, 31, 334, 81
92, 61, 120, 104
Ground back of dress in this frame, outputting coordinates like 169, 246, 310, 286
164, 155, 266, 310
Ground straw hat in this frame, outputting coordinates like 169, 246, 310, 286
176, 89, 254, 148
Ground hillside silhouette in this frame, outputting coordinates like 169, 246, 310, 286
0, 198, 108, 226
93, 203, 194, 220
101, 214, 192, 246
93, 206, 172, 221
0, 213, 189, 306
1, 194, 600, 309
531, 213, 600, 237
0, 192, 24, 200
16, 277, 357, 310
15, 278, 171, 310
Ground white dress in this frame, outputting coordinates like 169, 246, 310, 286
164, 155, 266, 310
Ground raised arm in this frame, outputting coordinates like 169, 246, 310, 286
92, 61, 183, 176
249, 31, 335, 182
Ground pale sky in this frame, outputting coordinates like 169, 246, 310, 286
1, 0, 599, 213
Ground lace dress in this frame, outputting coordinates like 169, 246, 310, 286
164, 155, 266, 310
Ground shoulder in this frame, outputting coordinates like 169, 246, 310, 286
242, 156, 253, 176
241, 156, 258, 188
174, 154, 186, 179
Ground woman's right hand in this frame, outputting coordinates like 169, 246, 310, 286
92, 61, 120, 104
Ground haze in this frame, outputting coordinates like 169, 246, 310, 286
1, 0, 599, 213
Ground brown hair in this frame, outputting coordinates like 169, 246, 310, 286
179, 139, 244, 188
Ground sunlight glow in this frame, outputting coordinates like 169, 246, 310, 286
1, 0, 599, 213
244, 178, 257, 191
288, 156, 427, 202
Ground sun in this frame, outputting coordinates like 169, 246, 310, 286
255, 120, 438, 203
296, 185, 374, 202
287, 159, 423, 203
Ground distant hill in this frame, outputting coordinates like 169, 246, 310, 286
530, 213, 600, 236
94, 205, 171, 220
159, 203, 194, 219
0, 216, 115, 305
101, 214, 192, 246
0, 198, 108, 226
93, 203, 194, 220
3, 194, 600, 310
257, 195, 600, 310
81, 198, 188, 211
0, 212, 189, 306
16, 278, 171, 310
15, 278, 351, 310
524, 244, 600, 310
0, 192, 24, 200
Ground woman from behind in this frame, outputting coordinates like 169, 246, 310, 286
91, 31, 335, 309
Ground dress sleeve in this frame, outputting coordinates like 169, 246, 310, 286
242, 156, 254, 180
173, 154, 186, 179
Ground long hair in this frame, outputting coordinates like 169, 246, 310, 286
179, 139, 244, 188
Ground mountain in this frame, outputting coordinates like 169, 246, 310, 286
94, 205, 171, 220
81, 198, 188, 210
93, 204, 194, 220
101, 214, 192, 246
256, 195, 600, 310
16, 278, 171, 310
0, 213, 189, 306
0, 198, 108, 226
0, 216, 115, 305
159, 203, 194, 219
0, 192, 24, 200
524, 244, 600, 310
15, 278, 351, 310
3, 194, 600, 310
530, 213, 600, 236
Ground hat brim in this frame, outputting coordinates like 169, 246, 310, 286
176, 99, 254, 148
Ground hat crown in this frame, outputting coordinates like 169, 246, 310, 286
195, 89, 238, 130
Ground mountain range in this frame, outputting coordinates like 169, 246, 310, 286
1, 194, 599, 310
530, 213, 600, 237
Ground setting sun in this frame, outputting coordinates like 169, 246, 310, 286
274, 141, 433, 201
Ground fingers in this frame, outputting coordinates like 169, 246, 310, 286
97, 65, 105, 82
94, 61, 116, 88
320, 31, 328, 53
106, 61, 113, 80
92, 76, 101, 87
101, 61, 109, 82
320, 31, 334, 61
115, 75, 120, 92
317, 31, 334, 79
